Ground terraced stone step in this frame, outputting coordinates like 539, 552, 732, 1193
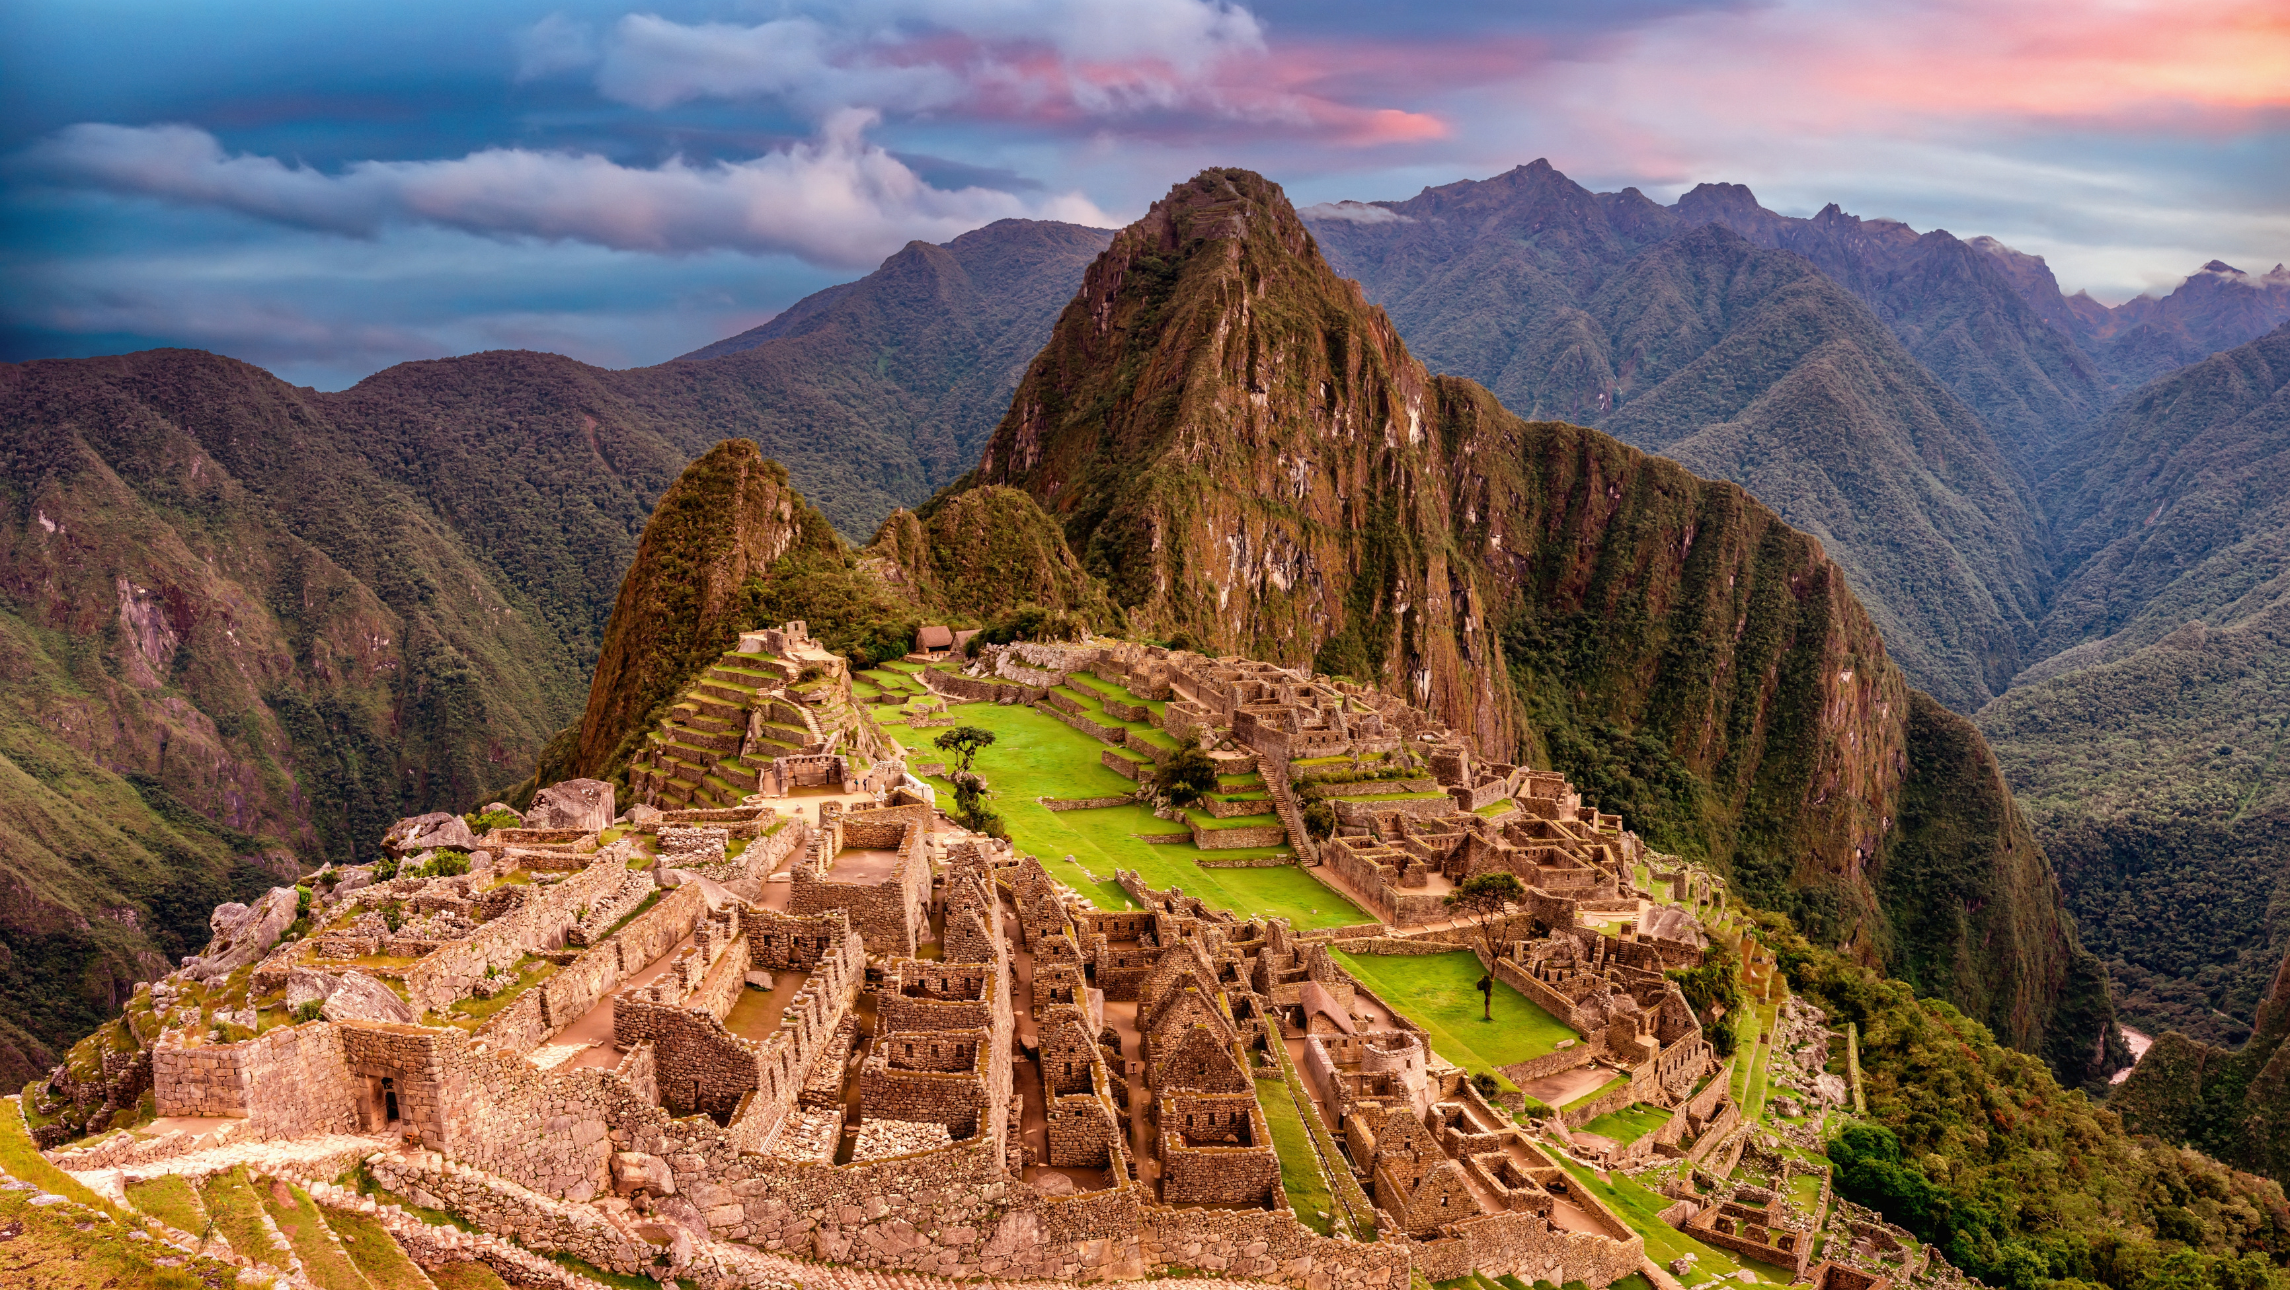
665, 724, 741, 754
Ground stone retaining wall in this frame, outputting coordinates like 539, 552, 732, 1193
402, 849, 634, 1012
1297, 778, 1442, 799
1411, 1207, 1643, 1287
1194, 855, 1295, 869
1100, 749, 1144, 780
1332, 795, 1457, 826
1041, 795, 1137, 812
1189, 821, 1288, 850
1033, 700, 1126, 745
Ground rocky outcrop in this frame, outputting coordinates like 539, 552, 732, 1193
527, 779, 615, 832
384, 812, 479, 855
864, 485, 1112, 623
285, 967, 416, 1024
182, 887, 298, 982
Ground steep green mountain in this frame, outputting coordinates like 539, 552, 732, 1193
0, 349, 638, 1083
1980, 324, 2290, 1042
2068, 261, 2290, 389
956, 167, 2115, 1081
1305, 163, 2055, 710
544, 440, 842, 785
0, 218, 1107, 1056
1667, 183, 2109, 478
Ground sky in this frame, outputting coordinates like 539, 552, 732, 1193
3, 0, 2286, 389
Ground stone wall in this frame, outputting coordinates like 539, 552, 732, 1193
152, 1023, 359, 1137
1042, 794, 1138, 811
1189, 821, 1289, 850
151, 1038, 248, 1118
1138, 1205, 1410, 1289
1159, 1094, 1277, 1205
1333, 796, 1457, 826
402, 849, 634, 1013
1411, 1207, 1644, 1287
862, 1027, 992, 1136
1101, 749, 1144, 780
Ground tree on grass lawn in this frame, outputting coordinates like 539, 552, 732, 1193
1155, 739, 1220, 808
1444, 871, 1527, 1020
934, 726, 995, 777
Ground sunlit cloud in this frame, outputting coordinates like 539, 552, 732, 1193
20, 112, 1113, 269
531, 0, 1444, 145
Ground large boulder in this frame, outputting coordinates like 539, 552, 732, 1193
183, 887, 299, 982
320, 972, 415, 1024
383, 812, 479, 855
528, 779, 614, 832
284, 967, 337, 1011
611, 1150, 675, 1196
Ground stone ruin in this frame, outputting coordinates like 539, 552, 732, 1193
32, 633, 1784, 1290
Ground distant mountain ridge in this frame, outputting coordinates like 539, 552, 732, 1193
1978, 320, 2290, 1042
1304, 162, 2057, 710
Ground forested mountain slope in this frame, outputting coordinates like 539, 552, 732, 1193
956, 167, 2116, 1081
1305, 162, 2055, 710
1979, 323, 2290, 1041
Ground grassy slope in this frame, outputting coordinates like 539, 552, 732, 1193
0, 1184, 235, 1290
1256, 1073, 1338, 1235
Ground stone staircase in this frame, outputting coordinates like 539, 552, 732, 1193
1254, 757, 1318, 864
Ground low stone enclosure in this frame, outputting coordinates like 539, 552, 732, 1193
45, 632, 1796, 1290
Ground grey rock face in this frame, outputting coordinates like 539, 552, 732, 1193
184, 886, 299, 981
320, 971, 416, 1024
385, 812, 479, 855
528, 778, 615, 831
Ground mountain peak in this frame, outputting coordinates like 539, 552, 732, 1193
1674, 181, 1768, 221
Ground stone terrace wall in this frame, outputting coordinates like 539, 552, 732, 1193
1412, 1208, 1643, 1287
1191, 822, 1288, 850
403, 849, 634, 1012
151, 1039, 248, 1119
1139, 1205, 1410, 1290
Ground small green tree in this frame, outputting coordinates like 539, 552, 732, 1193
1444, 870, 1527, 1020
934, 726, 996, 778
1155, 740, 1220, 808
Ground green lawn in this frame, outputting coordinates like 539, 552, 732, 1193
887, 702, 1369, 928
1256, 1075, 1337, 1235
2, 1096, 125, 1220
1578, 1104, 1672, 1145
1564, 1073, 1631, 1111
429, 1264, 515, 1290
1332, 951, 1578, 1084
199, 1170, 278, 1269
1555, 1158, 1796, 1285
